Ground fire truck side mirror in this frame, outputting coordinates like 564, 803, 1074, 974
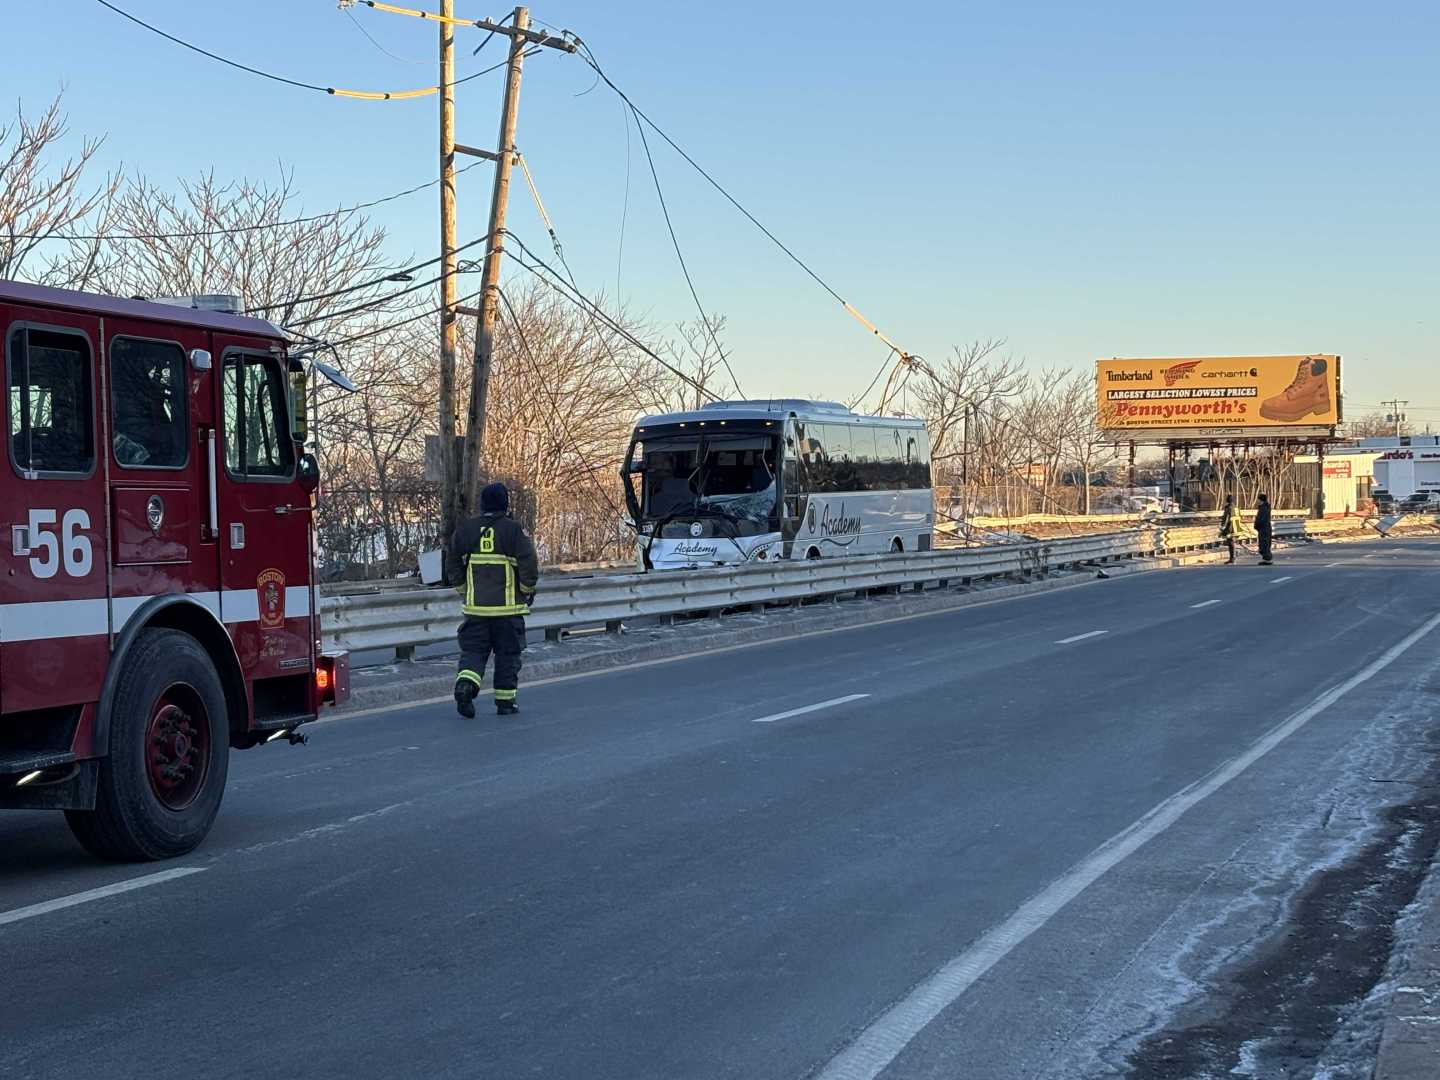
297, 452, 320, 495
189, 348, 213, 371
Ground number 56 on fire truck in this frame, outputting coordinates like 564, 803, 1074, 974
0, 281, 349, 860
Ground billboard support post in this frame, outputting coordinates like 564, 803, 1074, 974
1316, 439, 1327, 519
1128, 441, 1137, 489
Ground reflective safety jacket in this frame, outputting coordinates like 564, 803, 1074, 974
449, 512, 539, 617
1220, 506, 1244, 538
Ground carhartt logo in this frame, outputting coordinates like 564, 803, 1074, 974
1107, 370, 1153, 382
1163, 361, 1201, 386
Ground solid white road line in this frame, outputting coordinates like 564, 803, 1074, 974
0, 867, 206, 928
751, 693, 869, 724
1189, 599, 1223, 609
814, 607, 1440, 1080
1271, 576, 1293, 584
1324, 562, 1343, 568
1054, 630, 1108, 644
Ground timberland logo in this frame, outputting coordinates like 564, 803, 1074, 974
1163, 361, 1202, 386
1106, 370, 1154, 382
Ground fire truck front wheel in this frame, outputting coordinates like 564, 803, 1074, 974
66, 629, 230, 861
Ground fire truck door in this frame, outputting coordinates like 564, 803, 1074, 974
0, 307, 108, 713
104, 325, 211, 644
212, 342, 312, 682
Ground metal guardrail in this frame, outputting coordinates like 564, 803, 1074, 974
320, 531, 1155, 658
323, 517, 1378, 661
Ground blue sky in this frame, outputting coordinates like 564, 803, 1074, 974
10, 1, 1439, 418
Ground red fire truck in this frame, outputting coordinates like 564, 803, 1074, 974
0, 281, 349, 860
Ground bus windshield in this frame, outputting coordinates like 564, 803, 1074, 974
628, 433, 779, 531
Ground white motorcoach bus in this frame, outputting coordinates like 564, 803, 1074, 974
621, 399, 933, 570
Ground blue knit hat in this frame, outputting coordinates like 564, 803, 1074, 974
480, 482, 510, 514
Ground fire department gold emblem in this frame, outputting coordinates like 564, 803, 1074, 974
257, 568, 286, 630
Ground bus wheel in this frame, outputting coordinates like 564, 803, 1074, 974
806, 547, 821, 560
891, 538, 904, 553
66, 629, 230, 861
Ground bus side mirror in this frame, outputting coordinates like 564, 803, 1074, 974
297, 452, 320, 495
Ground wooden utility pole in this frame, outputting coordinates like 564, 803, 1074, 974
461, 6, 530, 513
437, 0, 462, 554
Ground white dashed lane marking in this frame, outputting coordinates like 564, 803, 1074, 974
1055, 630, 1108, 645
1190, 599, 1222, 609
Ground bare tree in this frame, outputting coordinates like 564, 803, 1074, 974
910, 340, 1026, 471
1054, 370, 1120, 514
44, 169, 395, 335
1344, 411, 1399, 439
0, 93, 117, 281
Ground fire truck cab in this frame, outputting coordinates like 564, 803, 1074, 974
0, 281, 348, 860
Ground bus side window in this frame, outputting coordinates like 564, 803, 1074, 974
804, 425, 832, 493
909, 429, 932, 489
826, 424, 859, 492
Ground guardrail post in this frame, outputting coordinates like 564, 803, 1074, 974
545, 627, 563, 643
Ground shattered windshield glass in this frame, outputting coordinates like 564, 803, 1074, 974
636, 434, 779, 534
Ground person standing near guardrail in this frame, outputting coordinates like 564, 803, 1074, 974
1220, 495, 1244, 564
1255, 493, 1274, 566
448, 482, 539, 718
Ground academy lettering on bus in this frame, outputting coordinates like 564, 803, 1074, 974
0, 281, 349, 861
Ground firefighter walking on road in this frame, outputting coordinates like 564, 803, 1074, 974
449, 483, 538, 718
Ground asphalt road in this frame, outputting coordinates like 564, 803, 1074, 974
4, 538, 1440, 1080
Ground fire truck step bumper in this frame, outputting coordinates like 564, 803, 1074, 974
0, 759, 98, 811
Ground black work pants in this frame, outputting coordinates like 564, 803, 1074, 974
456, 615, 525, 702
1225, 537, 1236, 562
1258, 530, 1273, 562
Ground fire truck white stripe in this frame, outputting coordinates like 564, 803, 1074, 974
0, 587, 312, 643
0, 599, 110, 641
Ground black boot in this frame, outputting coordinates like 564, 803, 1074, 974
454, 681, 478, 719
496, 700, 519, 716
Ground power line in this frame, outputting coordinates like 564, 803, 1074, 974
496, 284, 632, 529
248, 233, 490, 315
500, 232, 720, 403
512, 155, 653, 405
27, 161, 490, 243
571, 36, 919, 376
343, 6, 430, 65
94, 0, 529, 100
628, 101, 744, 397
299, 288, 483, 350
848, 347, 898, 411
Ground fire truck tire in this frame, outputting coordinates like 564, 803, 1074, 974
65, 629, 230, 861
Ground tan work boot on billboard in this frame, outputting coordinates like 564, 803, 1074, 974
1259, 356, 1330, 421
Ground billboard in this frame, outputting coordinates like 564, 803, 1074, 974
1097, 355, 1340, 440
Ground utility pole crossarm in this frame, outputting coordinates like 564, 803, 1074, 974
473, 18, 577, 51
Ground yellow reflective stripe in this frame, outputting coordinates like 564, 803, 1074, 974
505, 563, 515, 608
456, 669, 483, 687
493, 688, 517, 701
467, 554, 511, 565
461, 603, 529, 616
